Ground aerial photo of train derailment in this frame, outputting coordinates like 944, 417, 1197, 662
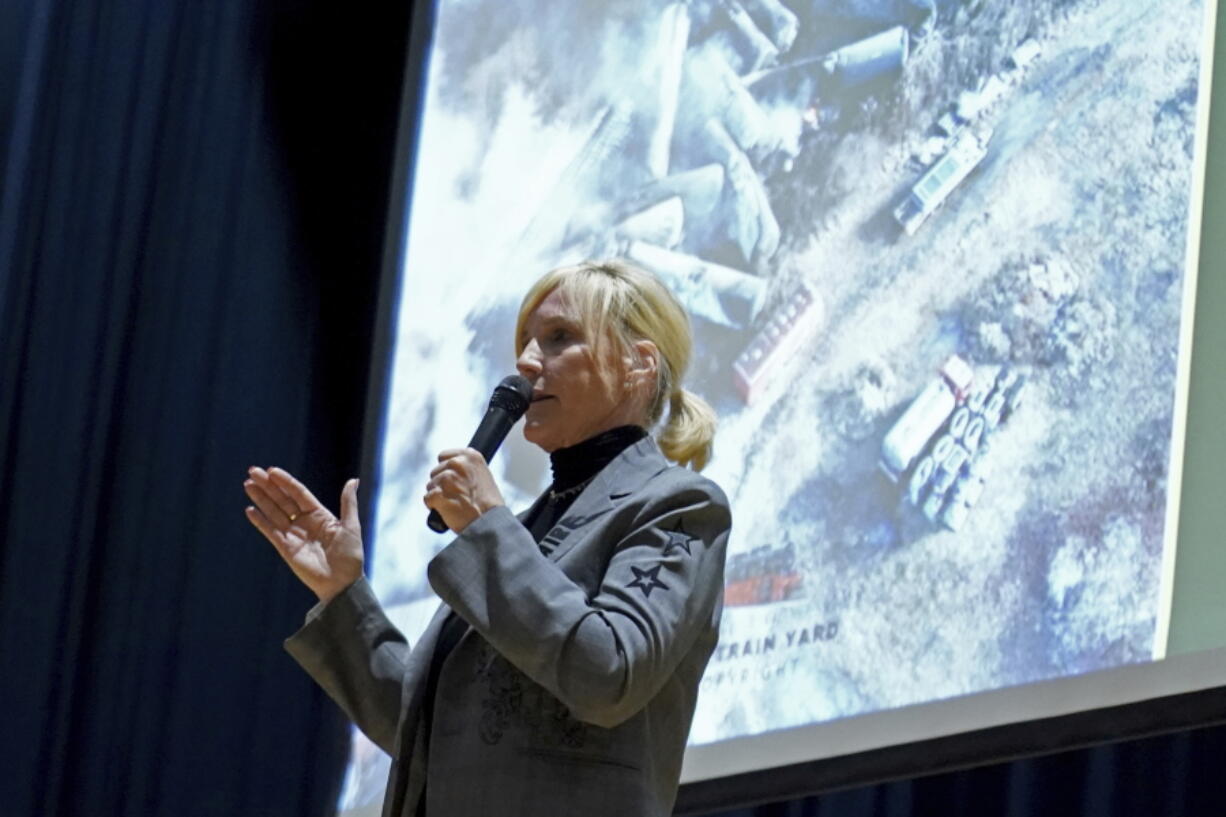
371, 0, 1211, 753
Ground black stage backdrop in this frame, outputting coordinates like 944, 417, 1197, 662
0, 2, 1222, 817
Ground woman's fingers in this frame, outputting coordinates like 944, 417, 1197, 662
430, 448, 485, 472
428, 456, 462, 481
248, 467, 302, 520
339, 478, 361, 532
244, 478, 295, 528
428, 448, 486, 481
428, 469, 461, 491
424, 448, 488, 503
268, 467, 324, 515
244, 504, 290, 554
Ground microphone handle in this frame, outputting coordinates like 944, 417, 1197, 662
426, 404, 518, 533
427, 508, 449, 533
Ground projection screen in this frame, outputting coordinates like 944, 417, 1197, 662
339, 0, 1226, 813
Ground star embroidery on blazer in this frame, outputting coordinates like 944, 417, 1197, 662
662, 519, 696, 557
628, 564, 669, 598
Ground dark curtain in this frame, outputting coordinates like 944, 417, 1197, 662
0, 1, 411, 815
1, 2, 1222, 817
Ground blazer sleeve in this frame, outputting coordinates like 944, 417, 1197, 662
427, 471, 731, 729
283, 575, 409, 754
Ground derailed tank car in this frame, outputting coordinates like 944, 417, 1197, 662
881, 356, 1025, 531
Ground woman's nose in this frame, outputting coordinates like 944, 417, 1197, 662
516, 342, 542, 379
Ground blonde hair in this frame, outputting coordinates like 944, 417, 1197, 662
515, 259, 717, 470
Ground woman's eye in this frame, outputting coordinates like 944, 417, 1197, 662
550, 328, 570, 343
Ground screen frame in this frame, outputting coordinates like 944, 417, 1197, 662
677, 682, 1226, 814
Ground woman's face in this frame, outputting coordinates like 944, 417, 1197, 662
516, 289, 642, 452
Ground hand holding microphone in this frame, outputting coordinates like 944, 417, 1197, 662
423, 375, 533, 533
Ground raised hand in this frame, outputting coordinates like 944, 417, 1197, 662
244, 467, 363, 603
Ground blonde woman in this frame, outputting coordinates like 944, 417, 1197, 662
244, 259, 731, 817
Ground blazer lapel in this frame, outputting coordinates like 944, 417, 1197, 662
539, 436, 670, 564
516, 491, 550, 526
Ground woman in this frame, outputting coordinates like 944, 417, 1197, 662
244, 259, 731, 817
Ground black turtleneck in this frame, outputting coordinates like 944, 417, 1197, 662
530, 424, 648, 534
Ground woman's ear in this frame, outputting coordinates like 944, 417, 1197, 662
627, 339, 660, 388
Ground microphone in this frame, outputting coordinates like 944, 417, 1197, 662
427, 374, 534, 533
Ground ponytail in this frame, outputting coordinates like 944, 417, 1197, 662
658, 388, 717, 471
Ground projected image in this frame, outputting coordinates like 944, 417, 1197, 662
346, 0, 1210, 809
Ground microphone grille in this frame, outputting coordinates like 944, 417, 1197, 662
490, 374, 533, 415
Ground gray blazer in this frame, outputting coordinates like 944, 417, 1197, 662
285, 437, 731, 817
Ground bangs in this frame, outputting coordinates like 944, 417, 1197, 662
516, 264, 634, 377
